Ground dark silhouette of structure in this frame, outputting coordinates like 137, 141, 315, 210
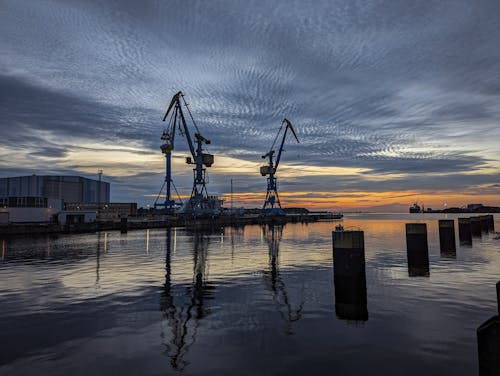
262, 224, 304, 334
159, 229, 215, 371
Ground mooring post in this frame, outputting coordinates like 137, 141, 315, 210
471, 217, 483, 237
458, 218, 472, 245
406, 223, 429, 276
438, 219, 456, 255
497, 281, 500, 316
476, 281, 500, 376
120, 214, 128, 233
480, 215, 489, 233
486, 215, 495, 232
332, 230, 368, 321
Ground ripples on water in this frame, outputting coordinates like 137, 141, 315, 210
0, 215, 499, 375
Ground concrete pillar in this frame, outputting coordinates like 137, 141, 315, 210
477, 281, 500, 376
487, 215, 495, 232
120, 215, 128, 233
471, 217, 483, 237
439, 219, 456, 256
332, 230, 368, 321
406, 223, 429, 276
458, 218, 472, 244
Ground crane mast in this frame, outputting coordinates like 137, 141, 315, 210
158, 91, 217, 216
260, 118, 299, 214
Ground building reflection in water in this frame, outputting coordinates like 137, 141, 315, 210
262, 224, 304, 335
160, 228, 215, 371
332, 231, 368, 322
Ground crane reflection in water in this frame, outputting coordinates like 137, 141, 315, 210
159, 228, 215, 371
262, 224, 304, 335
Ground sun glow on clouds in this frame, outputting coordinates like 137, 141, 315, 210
222, 190, 500, 212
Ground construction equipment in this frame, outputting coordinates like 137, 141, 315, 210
157, 91, 221, 216
260, 118, 299, 215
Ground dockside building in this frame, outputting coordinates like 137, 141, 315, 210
0, 175, 110, 203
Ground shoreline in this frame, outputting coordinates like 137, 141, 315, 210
0, 212, 342, 236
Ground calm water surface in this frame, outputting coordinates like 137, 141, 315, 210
1, 214, 499, 375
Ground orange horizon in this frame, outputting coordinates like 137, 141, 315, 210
147, 190, 499, 211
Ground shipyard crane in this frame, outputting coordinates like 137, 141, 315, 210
260, 118, 299, 214
157, 91, 216, 215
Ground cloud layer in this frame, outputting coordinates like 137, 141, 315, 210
1, 0, 499, 210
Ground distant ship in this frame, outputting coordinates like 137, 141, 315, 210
409, 203, 422, 213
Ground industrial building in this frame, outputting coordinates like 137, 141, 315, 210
0, 196, 63, 223
57, 211, 97, 225
64, 202, 137, 219
0, 175, 110, 203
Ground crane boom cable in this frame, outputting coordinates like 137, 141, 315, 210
180, 93, 201, 135
180, 93, 212, 154
269, 124, 283, 153
171, 179, 182, 204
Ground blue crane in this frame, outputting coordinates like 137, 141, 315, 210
260, 119, 299, 215
156, 92, 214, 214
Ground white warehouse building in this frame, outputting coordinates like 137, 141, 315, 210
0, 197, 63, 223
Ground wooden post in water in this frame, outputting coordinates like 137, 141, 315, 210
332, 230, 368, 321
476, 281, 500, 376
120, 215, 128, 233
471, 217, 483, 237
439, 219, 456, 255
405, 223, 429, 276
486, 215, 495, 232
458, 218, 472, 244
480, 215, 489, 233
497, 281, 500, 318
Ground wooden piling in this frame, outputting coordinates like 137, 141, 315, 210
471, 217, 483, 237
120, 215, 128, 233
332, 230, 368, 321
458, 218, 472, 244
476, 281, 500, 376
406, 223, 429, 276
439, 219, 456, 255
486, 215, 495, 232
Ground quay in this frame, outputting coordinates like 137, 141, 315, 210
0, 212, 342, 236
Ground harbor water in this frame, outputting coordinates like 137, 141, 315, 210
1, 214, 499, 375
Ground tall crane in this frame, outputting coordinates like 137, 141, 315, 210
260, 118, 299, 214
157, 91, 215, 215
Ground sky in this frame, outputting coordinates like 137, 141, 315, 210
1, 0, 499, 212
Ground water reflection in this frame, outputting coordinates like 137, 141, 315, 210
262, 224, 304, 334
160, 229, 215, 371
